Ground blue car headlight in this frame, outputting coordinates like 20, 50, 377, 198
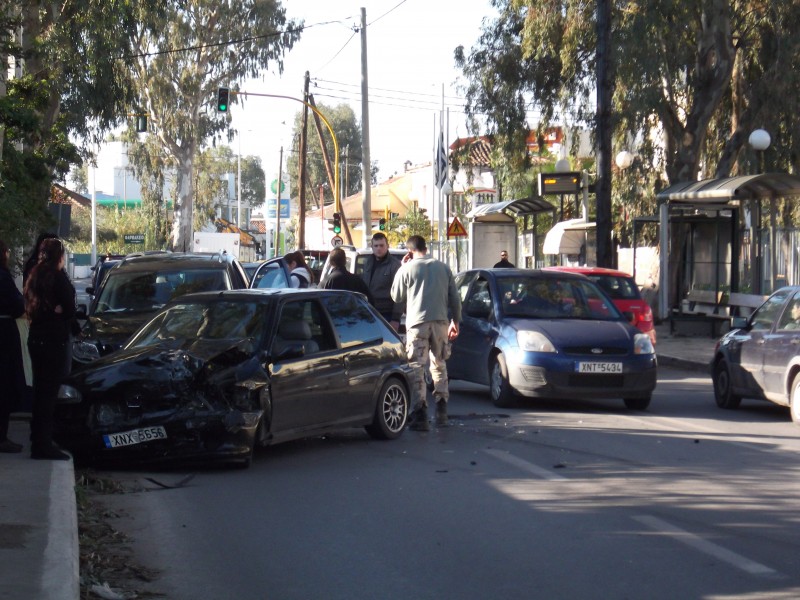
73, 340, 101, 363
634, 333, 655, 355
517, 330, 556, 353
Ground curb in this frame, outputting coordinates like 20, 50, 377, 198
42, 461, 79, 600
657, 354, 709, 373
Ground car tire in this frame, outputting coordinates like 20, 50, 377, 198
366, 377, 409, 440
623, 396, 651, 410
490, 353, 517, 408
713, 360, 742, 409
790, 377, 800, 426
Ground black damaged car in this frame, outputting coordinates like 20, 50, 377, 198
56, 289, 419, 467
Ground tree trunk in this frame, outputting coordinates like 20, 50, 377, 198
172, 150, 196, 252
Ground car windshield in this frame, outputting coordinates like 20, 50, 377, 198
588, 275, 640, 300
128, 300, 267, 350
95, 269, 229, 314
496, 275, 623, 320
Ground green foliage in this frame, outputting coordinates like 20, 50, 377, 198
125, 0, 302, 250
386, 206, 431, 247
67, 204, 166, 254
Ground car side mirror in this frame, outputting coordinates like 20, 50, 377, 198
731, 316, 749, 330
85, 286, 95, 296
76, 305, 88, 320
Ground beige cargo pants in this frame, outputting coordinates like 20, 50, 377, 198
405, 320, 451, 408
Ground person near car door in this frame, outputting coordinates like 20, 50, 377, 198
0, 239, 26, 453
284, 251, 315, 288
24, 238, 76, 460
362, 233, 402, 331
320, 247, 374, 304
390, 235, 461, 430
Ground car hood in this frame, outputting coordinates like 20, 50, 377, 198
67, 338, 261, 394
506, 317, 637, 347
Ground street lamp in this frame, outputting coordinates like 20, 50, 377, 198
749, 129, 771, 174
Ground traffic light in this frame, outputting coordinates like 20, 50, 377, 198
332, 212, 341, 234
135, 115, 147, 133
217, 87, 230, 113
378, 218, 386, 231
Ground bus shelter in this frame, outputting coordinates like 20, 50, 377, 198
655, 172, 800, 320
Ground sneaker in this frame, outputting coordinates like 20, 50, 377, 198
435, 400, 449, 427
0, 439, 23, 453
31, 445, 71, 461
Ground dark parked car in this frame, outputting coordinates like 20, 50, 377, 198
710, 286, 800, 422
56, 289, 417, 466
73, 253, 250, 366
448, 269, 657, 409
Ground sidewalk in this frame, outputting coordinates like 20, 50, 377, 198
0, 321, 715, 600
0, 417, 78, 600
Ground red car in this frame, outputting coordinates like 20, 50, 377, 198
544, 266, 657, 345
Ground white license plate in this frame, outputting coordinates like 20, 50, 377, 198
577, 362, 623, 374
103, 426, 167, 448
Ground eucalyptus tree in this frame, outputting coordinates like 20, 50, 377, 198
126, 0, 301, 251
1, 0, 152, 251
457, 1, 800, 246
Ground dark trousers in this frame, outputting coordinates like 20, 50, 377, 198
0, 320, 24, 441
28, 338, 70, 449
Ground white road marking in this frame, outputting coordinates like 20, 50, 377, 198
633, 515, 777, 576
483, 448, 568, 481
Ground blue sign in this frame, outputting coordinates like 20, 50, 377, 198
266, 198, 290, 220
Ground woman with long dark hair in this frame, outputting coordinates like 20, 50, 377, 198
24, 238, 75, 460
284, 251, 315, 288
0, 239, 25, 453
23, 232, 58, 286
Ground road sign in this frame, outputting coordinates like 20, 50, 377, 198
124, 233, 145, 245
331, 236, 344, 247
447, 217, 467, 238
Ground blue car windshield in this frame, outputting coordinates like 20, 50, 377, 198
497, 276, 623, 320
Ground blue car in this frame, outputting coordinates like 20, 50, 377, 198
447, 269, 657, 409
711, 286, 800, 423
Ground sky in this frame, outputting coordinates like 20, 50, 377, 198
228, 0, 496, 186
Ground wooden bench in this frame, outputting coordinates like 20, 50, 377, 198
727, 292, 766, 317
670, 289, 729, 337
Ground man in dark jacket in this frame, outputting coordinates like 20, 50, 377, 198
362, 233, 402, 330
320, 248, 374, 304
493, 250, 515, 268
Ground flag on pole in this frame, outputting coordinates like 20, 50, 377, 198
434, 128, 447, 189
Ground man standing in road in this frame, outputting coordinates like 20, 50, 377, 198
493, 250, 514, 268
320, 247, 374, 304
390, 235, 461, 430
362, 232, 402, 331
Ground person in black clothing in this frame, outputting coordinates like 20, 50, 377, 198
493, 250, 515, 268
24, 238, 75, 460
23, 232, 59, 286
0, 240, 25, 453
320, 247, 374, 304
362, 232, 402, 330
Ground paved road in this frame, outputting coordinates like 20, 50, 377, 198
91, 367, 800, 600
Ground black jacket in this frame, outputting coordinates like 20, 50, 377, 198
362, 254, 402, 321
493, 258, 515, 269
27, 269, 76, 343
321, 267, 374, 305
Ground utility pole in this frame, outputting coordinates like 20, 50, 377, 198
360, 7, 372, 248
274, 147, 283, 256
595, 0, 614, 268
297, 71, 310, 249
